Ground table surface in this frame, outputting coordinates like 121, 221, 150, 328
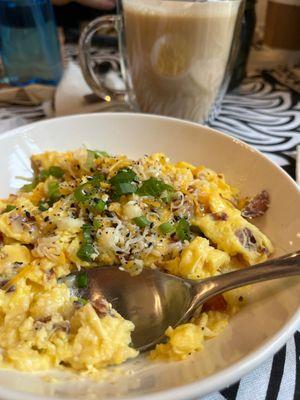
0, 54, 299, 400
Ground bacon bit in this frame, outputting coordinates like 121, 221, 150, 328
202, 295, 227, 312
241, 190, 270, 219
0, 280, 16, 293
6, 285, 16, 293
235, 228, 257, 250
0, 280, 8, 289
46, 268, 56, 281
36, 316, 52, 324
210, 212, 228, 221
91, 295, 109, 317
0, 232, 3, 247
258, 246, 269, 255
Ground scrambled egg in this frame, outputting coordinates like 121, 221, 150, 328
150, 311, 228, 361
0, 149, 273, 372
163, 237, 230, 280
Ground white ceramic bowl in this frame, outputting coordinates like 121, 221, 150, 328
0, 113, 299, 400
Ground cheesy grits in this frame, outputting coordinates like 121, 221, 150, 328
0, 149, 273, 372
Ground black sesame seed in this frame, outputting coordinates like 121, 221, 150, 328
44, 216, 50, 222
239, 296, 244, 302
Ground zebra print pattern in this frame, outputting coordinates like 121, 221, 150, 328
210, 72, 300, 180
207, 72, 300, 400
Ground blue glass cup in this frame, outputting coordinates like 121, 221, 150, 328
0, 0, 63, 86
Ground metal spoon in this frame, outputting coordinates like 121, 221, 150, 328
67, 251, 300, 351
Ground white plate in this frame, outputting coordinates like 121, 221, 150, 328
0, 113, 299, 400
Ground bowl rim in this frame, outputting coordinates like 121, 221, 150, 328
0, 112, 299, 400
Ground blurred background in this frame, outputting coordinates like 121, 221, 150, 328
53, 0, 300, 71
0, 0, 299, 126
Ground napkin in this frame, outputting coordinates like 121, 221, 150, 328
0, 108, 27, 133
0, 84, 54, 106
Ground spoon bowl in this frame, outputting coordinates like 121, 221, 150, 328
68, 251, 300, 351
85, 268, 192, 351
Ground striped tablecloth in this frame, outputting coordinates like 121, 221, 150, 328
0, 65, 299, 400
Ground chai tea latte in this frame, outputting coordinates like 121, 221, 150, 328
123, 0, 240, 122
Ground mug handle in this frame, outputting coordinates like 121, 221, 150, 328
79, 16, 127, 104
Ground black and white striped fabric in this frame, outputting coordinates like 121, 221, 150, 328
206, 72, 300, 400
0, 66, 299, 400
203, 329, 299, 400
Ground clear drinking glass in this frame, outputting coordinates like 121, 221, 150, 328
79, 0, 244, 123
0, 0, 63, 86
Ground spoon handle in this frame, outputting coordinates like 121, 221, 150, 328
191, 251, 300, 306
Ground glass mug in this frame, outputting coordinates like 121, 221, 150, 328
79, 0, 244, 123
